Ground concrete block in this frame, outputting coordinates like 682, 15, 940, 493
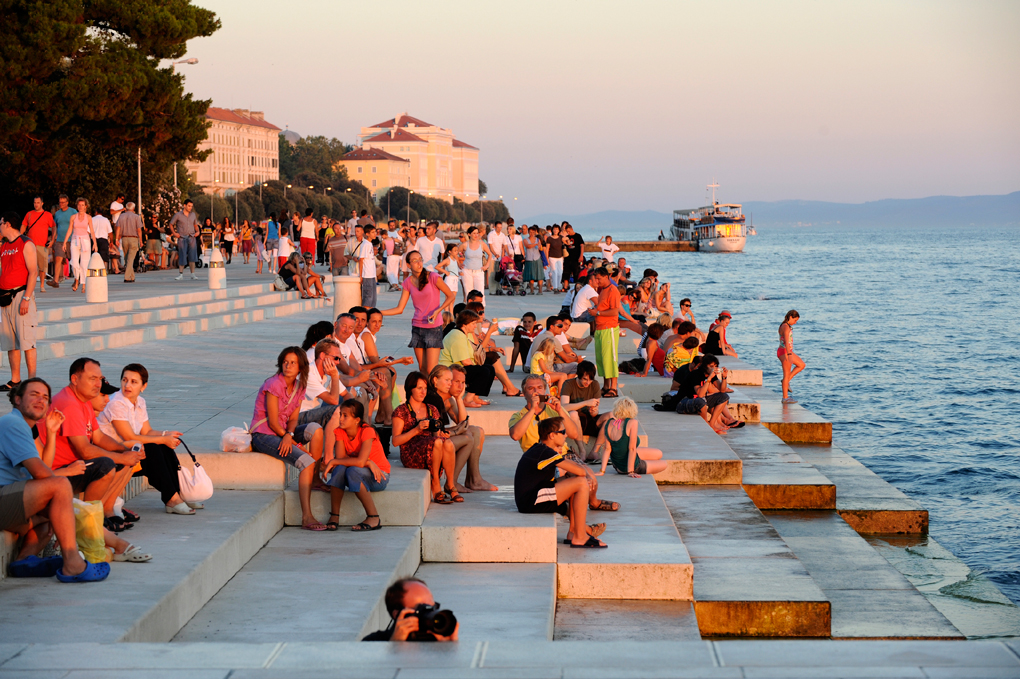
179, 452, 288, 490
640, 412, 743, 485
554, 600, 702, 641
282, 468, 430, 526
717, 356, 763, 385
739, 386, 832, 443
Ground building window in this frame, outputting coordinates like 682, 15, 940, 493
372, 180, 377, 187
372, 166, 377, 173
358, 167, 363, 173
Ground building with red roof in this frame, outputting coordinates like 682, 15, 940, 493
185, 107, 281, 196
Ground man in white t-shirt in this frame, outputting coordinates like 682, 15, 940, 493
570, 276, 600, 325
91, 208, 120, 275
525, 315, 580, 375
597, 235, 620, 263
358, 224, 378, 307
333, 313, 377, 417
109, 194, 125, 225
414, 221, 444, 271
300, 338, 345, 465
486, 221, 511, 292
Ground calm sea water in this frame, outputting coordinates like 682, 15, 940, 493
576, 223, 1020, 604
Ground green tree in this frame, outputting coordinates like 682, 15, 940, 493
0, 0, 220, 207
478, 179, 488, 196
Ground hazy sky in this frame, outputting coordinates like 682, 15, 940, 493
179, 1, 1019, 216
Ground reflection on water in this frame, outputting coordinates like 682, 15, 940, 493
576, 222, 1020, 605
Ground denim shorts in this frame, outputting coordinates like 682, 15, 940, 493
266, 238, 279, 252
327, 465, 389, 493
409, 325, 444, 350
177, 236, 199, 265
251, 423, 321, 469
299, 404, 338, 429
677, 397, 708, 415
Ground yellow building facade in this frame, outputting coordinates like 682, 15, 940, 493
345, 113, 478, 203
185, 107, 281, 195
339, 147, 411, 195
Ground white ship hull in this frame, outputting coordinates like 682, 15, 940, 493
700, 236, 746, 253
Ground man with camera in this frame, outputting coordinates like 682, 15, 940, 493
363, 577, 458, 641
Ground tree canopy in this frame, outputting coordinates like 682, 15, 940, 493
0, 0, 220, 206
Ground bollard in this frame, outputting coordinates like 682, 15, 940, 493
85, 252, 108, 303
208, 248, 226, 290
332, 275, 361, 320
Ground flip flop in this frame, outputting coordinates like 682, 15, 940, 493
446, 490, 465, 503
728, 421, 746, 429
8, 554, 64, 578
301, 522, 328, 531
352, 514, 382, 532
590, 499, 620, 511
326, 512, 340, 532
56, 560, 111, 583
433, 492, 453, 505
112, 544, 152, 562
0, 380, 19, 393
569, 535, 608, 549
563, 523, 607, 544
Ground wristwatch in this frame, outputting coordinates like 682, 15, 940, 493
22, 296, 31, 302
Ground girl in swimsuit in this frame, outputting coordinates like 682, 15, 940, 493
778, 310, 804, 404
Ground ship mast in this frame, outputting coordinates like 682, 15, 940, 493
707, 180, 720, 205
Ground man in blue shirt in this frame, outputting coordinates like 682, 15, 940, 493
0, 378, 105, 581
265, 212, 280, 274
51, 194, 75, 288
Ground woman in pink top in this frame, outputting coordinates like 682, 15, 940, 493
62, 198, 97, 293
379, 250, 454, 375
250, 346, 327, 531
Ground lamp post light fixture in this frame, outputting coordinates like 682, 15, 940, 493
212, 179, 219, 223
285, 184, 292, 198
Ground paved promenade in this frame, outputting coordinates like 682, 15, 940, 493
0, 272, 1017, 677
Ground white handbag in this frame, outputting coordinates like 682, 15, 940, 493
177, 440, 214, 503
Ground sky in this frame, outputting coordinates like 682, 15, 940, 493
178, 0, 1020, 217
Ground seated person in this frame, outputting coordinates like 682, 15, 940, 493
391, 372, 459, 504
594, 397, 667, 477
559, 316, 592, 351
439, 309, 521, 397
570, 276, 599, 326
97, 363, 195, 516
664, 336, 701, 375
0, 378, 103, 582
618, 290, 646, 335
359, 307, 415, 429
661, 319, 696, 354
514, 416, 607, 548
299, 252, 327, 299
300, 338, 347, 476
363, 577, 459, 641
525, 316, 580, 375
425, 366, 494, 493
509, 374, 618, 512
250, 347, 327, 531
703, 312, 738, 358
322, 399, 389, 532
635, 323, 667, 377
530, 338, 568, 395
559, 361, 608, 439
674, 356, 742, 434
510, 312, 542, 372
40, 358, 143, 534
279, 252, 311, 298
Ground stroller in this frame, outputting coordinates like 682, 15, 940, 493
495, 256, 525, 296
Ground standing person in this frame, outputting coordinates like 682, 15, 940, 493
117, 202, 143, 282
145, 214, 165, 269
20, 197, 55, 296
597, 235, 620, 263
357, 224, 378, 308
546, 224, 566, 292
169, 199, 200, 280
562, 223, 584, 288
414, 221, 444, 271
50, 195, 75, 288
61, 198, 96, 293
460, 226, 492, 302
345, 209, 359, 238
591, 267, 621, 397
220, 217, 235, 264
507, 225, 525, 272
240, 220, 253, 264
435, 243, 461, 310
522, 226, 545, 294
778, 310, 804, 404
109, 193, 126, 228
384, 221, 401, 291
277, 225, 296, 273
0, 212, 39, 392
253, 225, 267, 274
92, 207, 118, 276
486, 221, 510, 293
265, 212, 280, 273
379, 251, 454, 376
298, 208, 318, 258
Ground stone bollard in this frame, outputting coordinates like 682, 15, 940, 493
85, 252, 108, 303
332, 275, 361, 321
208, 248, 226, 290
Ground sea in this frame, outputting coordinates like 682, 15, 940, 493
573, 222, 1019, 605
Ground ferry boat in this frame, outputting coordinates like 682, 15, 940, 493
669, 183, 752, 252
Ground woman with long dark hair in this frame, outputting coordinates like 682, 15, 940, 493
391, 371, 459, 504
379, 251, 454, 375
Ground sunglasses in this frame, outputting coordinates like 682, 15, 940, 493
555, 429, 567, 435
682, 304, 691, 307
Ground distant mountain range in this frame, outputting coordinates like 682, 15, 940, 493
523, 191, 1020, 232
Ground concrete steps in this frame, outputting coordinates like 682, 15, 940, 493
175, 525, 421, 642
741, 385, 833, 443
766, 510, 964, 639
414, 562, 557, 641
0, 490, 282, 643
640, 413, 744, 485
661, 485, 831, 637
282, 468, 431, 527
554, 600, 702, 640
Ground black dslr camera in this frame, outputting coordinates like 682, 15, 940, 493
408, 602, 457, 639
427, 417, 444, 433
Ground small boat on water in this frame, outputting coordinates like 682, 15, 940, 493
670, 183, 753, 252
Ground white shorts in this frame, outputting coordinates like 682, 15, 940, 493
0, 290, 37, 351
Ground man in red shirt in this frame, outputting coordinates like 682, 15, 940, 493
591, 267, 621, 397
42, 357, 142, 529
20, 197, 55, 296
0, 211, 39, 392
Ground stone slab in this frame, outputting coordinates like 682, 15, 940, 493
554, 599, 702, 641
282, 468, 430, 526
615, 377, 761, 422
739, 386, 832, 443
712, 640, 1017, 667
639, 408, 743, 485
0, 490, 283, 643
717, 356, 764, 386
175, 526, 421, 642
181, 452, 288, 490
414, 563, 557, 641
556, 474, 693, 600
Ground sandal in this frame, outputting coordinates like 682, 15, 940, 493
56, 560, 111, 583
433, 492, 453, 505
590, 499, 620, 512
326, 512, 340, 532
112, 544, 152, 563
570, 535, 608, 549
352, 514, 382, 531
121, 509, 141, 523
103, 516, 132, 532
446, 488, 465, 503
0, 380, 20, 393
601, 389, 619, 398
301, 522, 328, 531
563, 523, 607, 544
502, 391, 523, 397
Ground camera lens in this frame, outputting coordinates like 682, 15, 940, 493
427, 609, 457, 637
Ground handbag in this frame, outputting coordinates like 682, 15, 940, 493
273, 275, 288, 291
447, 417, 470, 437
176, 440, 214, 503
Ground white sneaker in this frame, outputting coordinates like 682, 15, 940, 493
174, 274, 183, 280
190, 274, 199, 280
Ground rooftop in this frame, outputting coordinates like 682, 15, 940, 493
205, 107, 281, 131
364, 128, 426, 144
369, 113, 436, 129
341, 147, 410, 163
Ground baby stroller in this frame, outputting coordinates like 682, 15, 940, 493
495, 256, 525, 296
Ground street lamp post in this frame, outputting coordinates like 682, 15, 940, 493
212, 179, 219, 223
235, 182, 244, 222
285, 184, 292, 198
407, 190, 413, 223
170, 58, 199, 190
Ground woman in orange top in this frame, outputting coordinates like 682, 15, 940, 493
322, 398, 390, 531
